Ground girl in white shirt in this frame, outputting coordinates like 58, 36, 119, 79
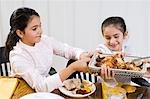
96, 16, 150, 86
5, 7, 93, 92
96, 16, 136, 84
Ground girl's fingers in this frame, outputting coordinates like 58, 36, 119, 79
100, 65, 115, 80
101, 66, 105, 79
107, 67, 111, 79
104, 67, 108, 79
111, 70, 115, 78
87, 51, 94, 57
95, 50, 102, 55
143, 59, 150, 64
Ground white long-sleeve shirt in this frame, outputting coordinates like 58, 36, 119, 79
9, 35, 84, 92
96, 43, 130, 54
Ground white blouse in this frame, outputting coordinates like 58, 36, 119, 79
9, 35, 84, 92
96, 43, 130, 54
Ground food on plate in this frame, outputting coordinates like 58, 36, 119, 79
122, 85, 136, 93
63, 79, 81, 91
95, 53, 142, 71
76, 89, 90, 94
63, 79, 93, 95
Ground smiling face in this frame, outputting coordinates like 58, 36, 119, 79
18, 15, 42, 46
102, 25, 125, 51
101, 16, 128, 52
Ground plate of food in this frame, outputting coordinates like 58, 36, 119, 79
59, 79, 96, 98
20, 92, 64, 99
88, 53, 147, 78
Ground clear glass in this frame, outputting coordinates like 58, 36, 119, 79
107, 93, 125, 99
103, 78, 118, 88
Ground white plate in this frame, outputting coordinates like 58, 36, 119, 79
59, 79, 96, 98
20, 92, 64, 99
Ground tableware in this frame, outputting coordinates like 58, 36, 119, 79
99, 77, 118, 88
59, 79, 96, 98
131, 56, 150, 62
102, 81, 147, 99
107, 87, 126, 99
88, 53, 147, 78
99, 53, 141, 59
20, 92, 64, 99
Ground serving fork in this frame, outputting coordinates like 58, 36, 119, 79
131, 56, 150, 62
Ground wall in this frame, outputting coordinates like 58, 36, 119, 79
0, 0, 149, 71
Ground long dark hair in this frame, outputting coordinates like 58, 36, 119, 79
5, 7, 39, 56
101, 16, 127, 36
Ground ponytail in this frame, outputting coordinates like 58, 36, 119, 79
5, 29, 20, 56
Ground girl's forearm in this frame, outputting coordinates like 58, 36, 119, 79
59, 65, 76, 82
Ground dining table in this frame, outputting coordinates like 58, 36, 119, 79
4, 77, 148, 99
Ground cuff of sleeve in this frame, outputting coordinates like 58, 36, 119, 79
46, 73, 63, 92
75, 49, 85, 59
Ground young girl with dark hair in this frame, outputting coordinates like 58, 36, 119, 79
97, 16, 128, 54
5, 7, 92, 92
96, 16, 150, 86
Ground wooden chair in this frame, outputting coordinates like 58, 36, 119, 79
66, 59, 98, 83
0, 46, 11, 76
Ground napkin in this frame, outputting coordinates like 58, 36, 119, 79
0, 77, 18, 99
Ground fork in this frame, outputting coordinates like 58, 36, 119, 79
131, 56, 150, 62
78, 74, 84, 88
79, 78, 84, 88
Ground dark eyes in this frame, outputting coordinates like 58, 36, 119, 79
32, 25, 41, 31
114, 35, 119, 38
105, 35, 119, 40
105, 37, 111, 40
32, 27, 37, 31
32, 24, 41, 31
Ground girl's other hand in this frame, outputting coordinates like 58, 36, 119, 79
100, 64, 115, 80
143, 59, 150, 72
143, 59, 150, 64
95, 50, 102, 54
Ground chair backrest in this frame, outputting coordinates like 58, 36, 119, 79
66, 59, 98, 83
0, 46, 11, 76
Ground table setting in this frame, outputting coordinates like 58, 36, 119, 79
0, 53, 150, 99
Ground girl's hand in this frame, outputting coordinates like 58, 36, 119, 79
143, 59, 150, 64
79, 51, 93, 61
69, 58, 90, 73
144, 59, 150, 70
100, 64, 115, 80
95, 50, 103, 54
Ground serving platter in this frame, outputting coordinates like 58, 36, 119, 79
88, 53, 147, 78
